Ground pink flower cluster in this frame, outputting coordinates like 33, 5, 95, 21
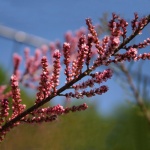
63, 42, 72, 83
73, 35, 89, 78
0, 13, 150, 142
22, 103, 88, 123
51, 50, 61, 95
35, 56, 51, 104
11, 75, 26, 119
131, 13, 148, 34
113, 47, 150, 62
13, 53, 22, 79
65, 85, 108, 99
0, 86, 11, 100
0, 99, 9, 127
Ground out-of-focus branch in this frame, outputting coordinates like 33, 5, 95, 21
118, 63, 150, 125
0, 24, 49, 47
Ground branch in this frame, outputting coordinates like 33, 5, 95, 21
0, 13, 150, 142
118, 63, 150, 125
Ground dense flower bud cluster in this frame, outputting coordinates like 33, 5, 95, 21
35, 56, 51, 104
0, 13, 150, 142
63, 42, 72, 83
13, 53, 22, 79
72, 69, 112, 90
0, 99, 9, 126
11, 75, 26, 119
65, 85, 108, 99
51, 50, 61, 95
73, 35, 89, 78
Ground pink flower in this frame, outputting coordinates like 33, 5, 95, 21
10, 75, 26, 120
35, 56, 51, 104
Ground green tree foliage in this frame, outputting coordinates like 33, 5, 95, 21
106, 105, 150, 150
0, 104, 114, 150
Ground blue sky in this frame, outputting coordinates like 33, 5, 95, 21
0, 0, 150, 115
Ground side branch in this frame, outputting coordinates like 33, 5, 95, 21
114, 14, 150, 54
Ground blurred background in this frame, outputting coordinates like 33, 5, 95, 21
0, 0, 150, 149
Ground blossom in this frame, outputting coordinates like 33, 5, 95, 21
0, 99, 9, 127
72, 35, 89, 78
51, 50, 61, 95
63, 42, 72, 82
72, 69, 112, 90
10, 75, 26, 119
13, 53, 22, 79
35, 56, 51, 104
